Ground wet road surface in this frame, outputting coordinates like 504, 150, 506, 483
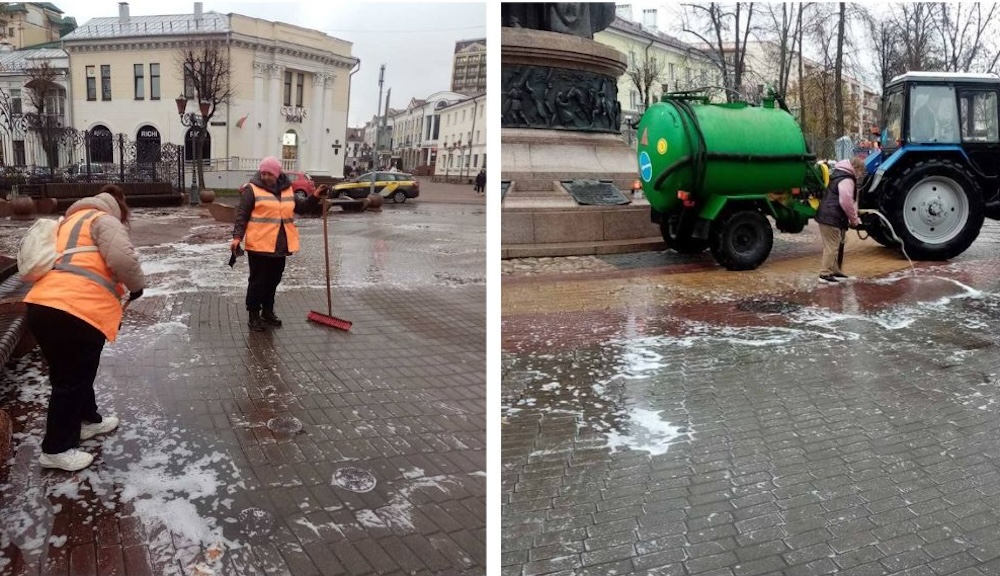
1, 202, 485, 575
502, 221, 1000, 576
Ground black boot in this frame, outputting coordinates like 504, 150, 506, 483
248, 310, 266, 332
262, 308, 282, 327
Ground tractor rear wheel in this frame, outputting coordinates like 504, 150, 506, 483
884, 159, 984, 260
710, 209, 773, 270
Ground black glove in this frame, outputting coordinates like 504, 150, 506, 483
128, 288, 143, 301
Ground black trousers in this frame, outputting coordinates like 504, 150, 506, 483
246, 252, 286, 312
26, 303, 106, 454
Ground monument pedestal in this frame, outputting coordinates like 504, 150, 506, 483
501, 27, 661, 258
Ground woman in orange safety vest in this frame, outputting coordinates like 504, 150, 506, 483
24, 185, 145, 472
231, 156, 300, 331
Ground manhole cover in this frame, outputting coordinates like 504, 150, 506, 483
237, 507, 275, 541
737, 299, 802, 314
333, 467, 377, 493
267, 416, 302, 435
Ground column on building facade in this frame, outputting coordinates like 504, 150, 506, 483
252, 62, 266, 160
309, 71, 328, 173
267, 64, 283, 158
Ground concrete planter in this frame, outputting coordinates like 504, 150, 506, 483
10, 196, 35, 220
35, 198, 57, 215
365, 193, 383, 211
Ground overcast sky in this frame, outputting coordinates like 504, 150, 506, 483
56, 1, 486, 126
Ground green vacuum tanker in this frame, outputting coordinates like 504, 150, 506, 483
636, 92, 829, 270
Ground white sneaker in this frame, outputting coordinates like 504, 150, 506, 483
81, 416, 120, 440
39, 448, 94, 471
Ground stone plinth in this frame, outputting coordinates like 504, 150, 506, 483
501, 27, 659, 258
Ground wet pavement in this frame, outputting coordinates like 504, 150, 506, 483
502, 221, 1000, 576
0, 201, 485, 575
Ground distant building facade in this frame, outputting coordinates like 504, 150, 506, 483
0, 3, 76, 49
451, 38, 485, 96
434, 92, 485, 183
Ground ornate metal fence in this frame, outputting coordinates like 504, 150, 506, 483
0, 127, 183, 189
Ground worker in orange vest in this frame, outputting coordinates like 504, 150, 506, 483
231, 156, 300, 331
24, 184, 145, 472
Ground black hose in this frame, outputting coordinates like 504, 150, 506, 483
653, 156, 692, 189
671, 98, 708, 194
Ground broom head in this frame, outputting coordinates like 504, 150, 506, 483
307, 310, 352, 331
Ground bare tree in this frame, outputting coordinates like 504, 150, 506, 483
834, 2, 847, 137
682, 2, 757, 102
935, 3, 1000, 73
762, 2, 800, 97
862, 9, 904, 90
23, 61, 66, 173
894, 3, 942, 72
624, 44, 666, 112
797, 3, 806, 127
176, 44, 233, 191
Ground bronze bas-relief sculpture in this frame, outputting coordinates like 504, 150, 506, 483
501, 65, 621, 133
501, 2, 616, 40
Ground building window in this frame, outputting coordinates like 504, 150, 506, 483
11, 89, 20, 115
296, 73, 304, 107
101, 65, 111, 100
86, 66, 96, 101
134, 64, 144, 100
473, 154, 478, 167
476, 130, 480, 143
13, 140, 24, 166
150, 63, 160, 99
284, 71, 292, 106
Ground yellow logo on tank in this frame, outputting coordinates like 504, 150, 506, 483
657, 138, 668, 155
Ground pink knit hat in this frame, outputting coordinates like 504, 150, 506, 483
259, 156, 281, 176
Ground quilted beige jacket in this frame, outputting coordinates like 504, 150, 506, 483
64, 193, 145, 293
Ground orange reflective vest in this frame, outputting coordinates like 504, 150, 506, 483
24, 209, 126, 342
244, 183, 299, 254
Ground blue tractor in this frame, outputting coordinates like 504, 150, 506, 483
861, 71, 1000, 260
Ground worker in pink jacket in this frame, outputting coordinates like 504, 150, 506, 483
814, 158, 864, 283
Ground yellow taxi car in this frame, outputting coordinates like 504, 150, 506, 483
331, 171, 420, 203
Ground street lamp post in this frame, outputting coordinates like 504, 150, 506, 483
175, 95, 211, 206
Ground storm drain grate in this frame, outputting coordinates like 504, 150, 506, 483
333, 467, 377, 493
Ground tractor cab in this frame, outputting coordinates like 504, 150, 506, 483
861, 72, 1000, 260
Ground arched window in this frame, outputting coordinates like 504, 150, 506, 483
136, 124, 161, 163
184, 127, 211, 162
89, 125, 113, 163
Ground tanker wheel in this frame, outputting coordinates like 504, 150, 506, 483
884, 159, 984, 260
710, 210, 773, 271
659, 215, 708, 254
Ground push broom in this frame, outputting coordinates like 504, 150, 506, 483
307, 196, 352, 331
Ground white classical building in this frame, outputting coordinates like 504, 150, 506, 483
388, 90, 465, 174
434, 92, 484, 183
0, 46, 71, 168
59, 2, 357, 186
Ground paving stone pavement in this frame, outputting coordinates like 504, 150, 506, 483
0, 202, 485, 575
502, 220, 1000, 576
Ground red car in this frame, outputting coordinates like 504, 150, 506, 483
287, 170, 316, 202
